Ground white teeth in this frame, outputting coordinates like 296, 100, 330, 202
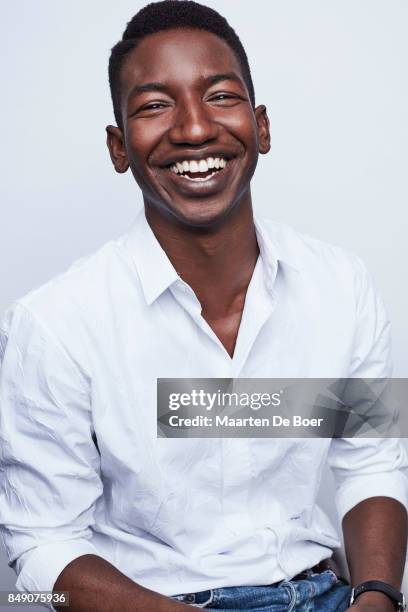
169, 157, 228, 176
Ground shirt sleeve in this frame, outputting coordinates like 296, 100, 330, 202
0, 302, 103, 597
328, 257, 408, 521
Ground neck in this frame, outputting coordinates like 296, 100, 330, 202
144, 199, 259, 317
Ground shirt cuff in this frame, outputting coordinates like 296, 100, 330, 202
336, 470, 408, 521
15, 539, 99, 608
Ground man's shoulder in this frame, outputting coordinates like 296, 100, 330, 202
25, 239, 125, 304
259, 217, 366, 281
2, 235, 133, 342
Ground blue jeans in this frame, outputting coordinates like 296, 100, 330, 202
171, 569, 352, 611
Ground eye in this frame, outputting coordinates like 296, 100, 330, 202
211, 94, 235, 101
207, 92, 243, 106
128, 100, 172, 120
141, 102, 168, 111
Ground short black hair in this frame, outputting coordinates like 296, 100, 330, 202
108, 0, 255, 129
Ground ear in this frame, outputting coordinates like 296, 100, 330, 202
254, 105, 271, 155
106, 125, 129, 173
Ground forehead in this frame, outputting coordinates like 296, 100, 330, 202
120, 28, 244, 94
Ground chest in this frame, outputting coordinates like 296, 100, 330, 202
202, 309, 243, 358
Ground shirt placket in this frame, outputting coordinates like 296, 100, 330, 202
221, 265, 278, 534
170, 264, 279, 536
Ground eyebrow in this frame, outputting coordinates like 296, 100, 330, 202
204, 73, 243, 86
128, 73, 244, 99
128, 82, 168, 97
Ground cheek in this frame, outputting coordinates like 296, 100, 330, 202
223, 112, 258, 152
126, 124, 163, 165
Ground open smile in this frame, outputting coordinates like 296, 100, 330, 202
161, 155, 237, 193
169, 156, 228, 181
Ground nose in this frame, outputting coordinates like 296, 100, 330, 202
168, 95, 219, 146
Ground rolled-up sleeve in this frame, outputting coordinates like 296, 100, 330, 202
329, 437, 408, 521
328, 257, 408, 521
0, 302, 102, 594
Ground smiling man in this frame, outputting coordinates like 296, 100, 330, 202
0, 2, 407, 612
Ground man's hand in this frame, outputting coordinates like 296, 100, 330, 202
346, 589, 397, 612
342, 496, 406, 611
346, 603, 395, 612
53, 554, 190, 612
346, 605, 395, 610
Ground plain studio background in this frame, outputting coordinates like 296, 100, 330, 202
1, 0, 407, 603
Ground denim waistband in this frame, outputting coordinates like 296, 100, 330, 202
171, 568, 349, 609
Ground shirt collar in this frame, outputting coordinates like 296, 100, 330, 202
253, 214, 300, 280
124, 209, 179, 305
124, 208, 299, 306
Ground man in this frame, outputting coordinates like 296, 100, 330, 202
0, 1, 407, 610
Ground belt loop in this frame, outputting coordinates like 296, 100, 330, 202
282, 580, 297, 612
191, 589, 214, 608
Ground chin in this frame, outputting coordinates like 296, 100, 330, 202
167, 199, 236, 229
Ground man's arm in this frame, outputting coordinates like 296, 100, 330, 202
0, 304, 188, 610
53, 555, 186, 612
330, 257, 408, 610
343, 496, 407, 610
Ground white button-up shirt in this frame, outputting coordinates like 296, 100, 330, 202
1, 210, 407, 600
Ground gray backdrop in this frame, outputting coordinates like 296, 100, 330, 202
1, 0, 407, 605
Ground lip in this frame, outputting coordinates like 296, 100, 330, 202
160, 156, 237, 196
